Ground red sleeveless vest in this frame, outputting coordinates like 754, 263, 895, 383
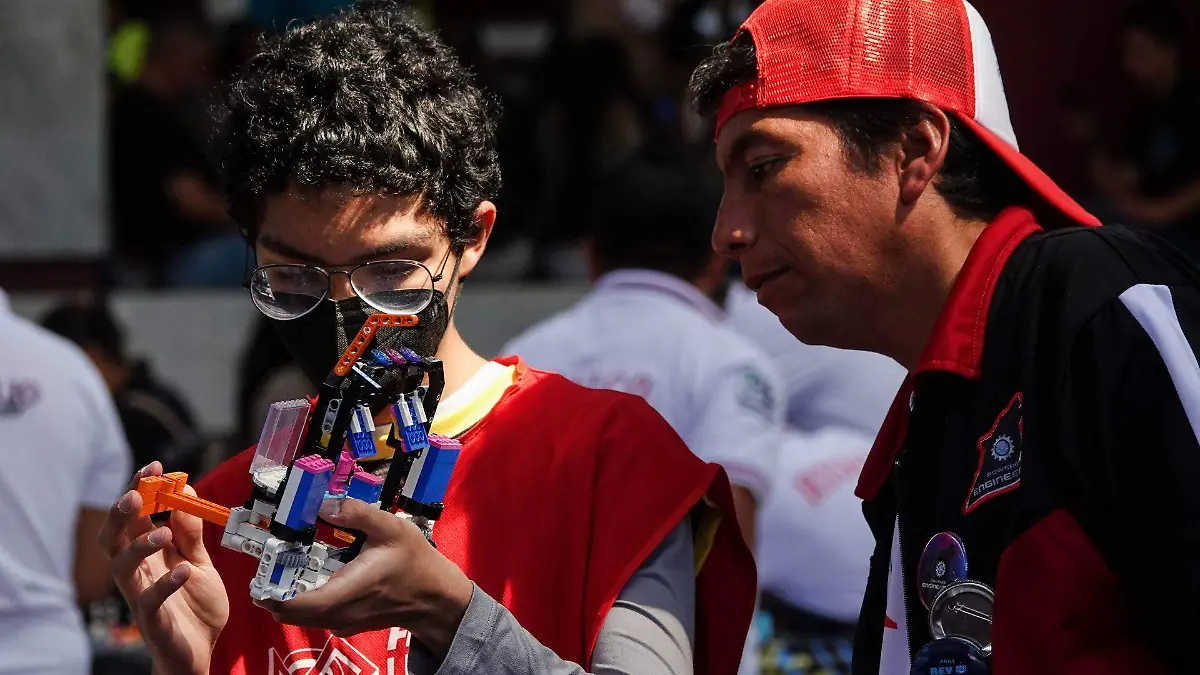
197, 358, 755, 675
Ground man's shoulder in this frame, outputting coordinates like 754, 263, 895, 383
0, 313, 114, 411
1027, 224, 1198, 284
1010, 224, 1200, 318
1, 312, 96, 372
500, 308, 584, 360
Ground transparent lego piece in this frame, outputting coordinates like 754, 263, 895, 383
251, 399, 310, 480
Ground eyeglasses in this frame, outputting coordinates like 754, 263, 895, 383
248, 249, 453, 321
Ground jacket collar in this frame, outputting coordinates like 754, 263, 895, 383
912, 207, 1046, 379
855, 206, 1054, 500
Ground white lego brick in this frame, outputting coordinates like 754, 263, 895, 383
307, 544, 328, 572
249, 499, 275, 528
249, 580, 270, 602
225, 507, 250, 535
236, 522, 271, 544
220, 531, 242, 552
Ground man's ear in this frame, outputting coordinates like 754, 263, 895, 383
456, 201, 497, 279
897, 105, 952, 207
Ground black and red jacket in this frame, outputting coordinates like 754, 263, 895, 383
851, 207, 1200, 674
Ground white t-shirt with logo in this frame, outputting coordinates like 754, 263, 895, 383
502, 269, 784, 503
0, 290, 132, 674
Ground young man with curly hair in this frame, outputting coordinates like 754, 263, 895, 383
96, 3, 756, 674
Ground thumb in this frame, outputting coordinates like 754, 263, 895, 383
168, 485, 212, 565
319, 497, 398, 539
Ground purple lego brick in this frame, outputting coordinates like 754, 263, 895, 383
385, 348, 408, 365
294, 454, 335, 474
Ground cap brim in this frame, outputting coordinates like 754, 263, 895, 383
954, 113, 1100, 228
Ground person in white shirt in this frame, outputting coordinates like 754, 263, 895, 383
0, 289, 133, 674
502, 149, 784, 551
503, 149, 783, 674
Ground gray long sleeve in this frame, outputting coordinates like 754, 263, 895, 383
408, 517, 696, 675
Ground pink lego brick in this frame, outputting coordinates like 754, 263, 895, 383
427, 434, 462, 450
352, 468, 384, 486
294, 455, 335, 474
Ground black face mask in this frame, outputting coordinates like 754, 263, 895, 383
272, 290, 451, 392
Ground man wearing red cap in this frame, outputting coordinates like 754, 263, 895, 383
690, 0, 1200, 674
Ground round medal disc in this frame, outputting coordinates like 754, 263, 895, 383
910, 636, 989, 675
917, 532, 969, 610
928, 580, 995, 656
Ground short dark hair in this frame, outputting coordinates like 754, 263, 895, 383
688, 32, 1029, 221
218, 0, 501, 249
40, 298, 125, 359
589, 149, 722, 281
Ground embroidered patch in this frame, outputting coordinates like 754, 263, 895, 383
964, 392, 1023, 513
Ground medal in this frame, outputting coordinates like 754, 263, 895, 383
928, 580, 994, 656
910, 636, 989, 675
918, 532, 969, 610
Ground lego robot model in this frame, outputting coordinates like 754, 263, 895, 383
136, 314, 460, 602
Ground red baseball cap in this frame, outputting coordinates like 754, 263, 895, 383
715, 0, 1099, 228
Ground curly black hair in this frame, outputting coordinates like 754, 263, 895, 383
219, 0, 501, 249
688, 32, 1029, 221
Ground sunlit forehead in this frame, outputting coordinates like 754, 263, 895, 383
258, 189, 442, 267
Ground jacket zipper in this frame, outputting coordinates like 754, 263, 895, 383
893, 450, 914, 660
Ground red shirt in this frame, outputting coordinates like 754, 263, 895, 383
196, 357, 756, 675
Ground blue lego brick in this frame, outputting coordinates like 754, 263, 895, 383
347, 470, 384, 504
348, 407, 377, 459
369, 349, 392, 367
279, 456, 335, 531
401, 423, 428, 454
390, 401, 414, 427
411, 443, 460, 504
349, 429, 376, 458
270, 560, 285, 585
408, 396, 427, 425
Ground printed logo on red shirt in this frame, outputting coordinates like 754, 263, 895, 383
267, 629, 409, 675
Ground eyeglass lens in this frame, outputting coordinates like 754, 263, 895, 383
250, 260, 434, 320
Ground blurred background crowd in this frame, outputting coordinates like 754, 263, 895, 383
0, 0, 1197, 673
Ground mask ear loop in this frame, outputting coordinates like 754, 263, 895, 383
443, 251, 465, 322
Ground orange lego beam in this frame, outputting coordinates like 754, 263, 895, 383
334, 313, 418, 376
140, 472, 358, 543
137, 472, 230, 527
